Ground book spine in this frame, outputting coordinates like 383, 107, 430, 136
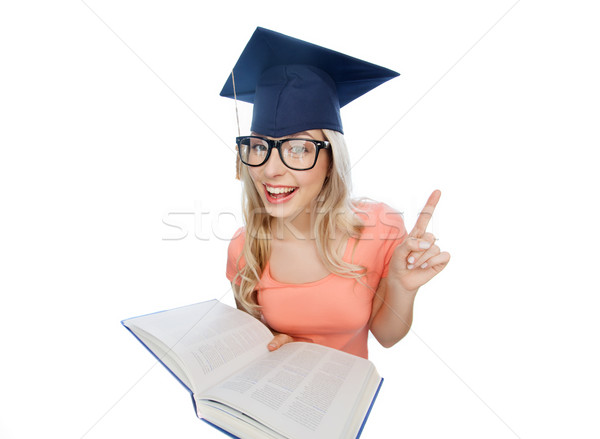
121, 321, 193, 396
356, 377, 384, 439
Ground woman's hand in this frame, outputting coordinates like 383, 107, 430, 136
387, 190, 450, 294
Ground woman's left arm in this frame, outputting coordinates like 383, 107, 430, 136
370, 190, 451, 348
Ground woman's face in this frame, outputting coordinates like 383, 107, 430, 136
247, 129, 331, 222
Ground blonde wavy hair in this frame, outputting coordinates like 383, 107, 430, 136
232, 129, 367, 317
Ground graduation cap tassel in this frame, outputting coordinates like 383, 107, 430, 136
231, 70, 242, 180
231, 70, 241, 137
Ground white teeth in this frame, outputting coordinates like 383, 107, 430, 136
265, 185, 295, 194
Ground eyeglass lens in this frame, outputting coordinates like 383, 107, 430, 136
239, 138, 318, 170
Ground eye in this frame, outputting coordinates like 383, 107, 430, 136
250, 140, 268, 154
285, 140, 311, 156
290, 144, 308, 155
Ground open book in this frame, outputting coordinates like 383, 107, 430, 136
122, 300, 383, 439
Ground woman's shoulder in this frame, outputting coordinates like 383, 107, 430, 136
352, 198, 403, 221
230, 226, 245, 239
229, 226, 245, 245
351, 198, 406, 239
227, 227, 246, 255
226, 227, 246, 281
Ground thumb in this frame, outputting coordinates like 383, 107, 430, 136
267, 333, 294, 351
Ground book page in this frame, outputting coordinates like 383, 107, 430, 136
197, 342, 379, 439
123, 300, 273, 394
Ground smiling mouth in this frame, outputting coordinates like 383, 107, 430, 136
263, 184, 298, 203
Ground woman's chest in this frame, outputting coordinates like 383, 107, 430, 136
268, 237, 346, 284
258, 276, 374, 335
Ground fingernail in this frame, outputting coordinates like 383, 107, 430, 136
421, 263, 428, 269
268, 343, 277, 349
408, 256, 415, 264
419, 241, 431, 249
407, 264, 414, 270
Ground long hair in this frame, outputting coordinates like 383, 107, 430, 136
233, 129, 366, 317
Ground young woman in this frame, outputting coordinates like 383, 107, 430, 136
222, 28, 450, 359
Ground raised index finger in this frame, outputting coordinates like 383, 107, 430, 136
409, 190, 441, 238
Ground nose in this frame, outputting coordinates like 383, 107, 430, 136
262, 147, 287, 177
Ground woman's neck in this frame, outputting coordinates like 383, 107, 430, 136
270, 207, 316, 241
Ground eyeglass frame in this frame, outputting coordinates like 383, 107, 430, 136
235, 135, 331, 171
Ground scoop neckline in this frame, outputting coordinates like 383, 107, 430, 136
264, 235, 355, 287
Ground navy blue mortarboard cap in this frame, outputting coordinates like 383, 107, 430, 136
220, 27, 400, 137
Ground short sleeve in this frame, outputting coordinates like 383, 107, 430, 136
379, 204, 407, 278
226, 227, 246, 284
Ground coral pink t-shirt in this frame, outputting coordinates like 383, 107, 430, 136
226, 202, 406, 359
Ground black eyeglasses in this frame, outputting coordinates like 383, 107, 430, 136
236, 136, 331, 171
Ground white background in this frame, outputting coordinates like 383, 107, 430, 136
1, 1, 599, 438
